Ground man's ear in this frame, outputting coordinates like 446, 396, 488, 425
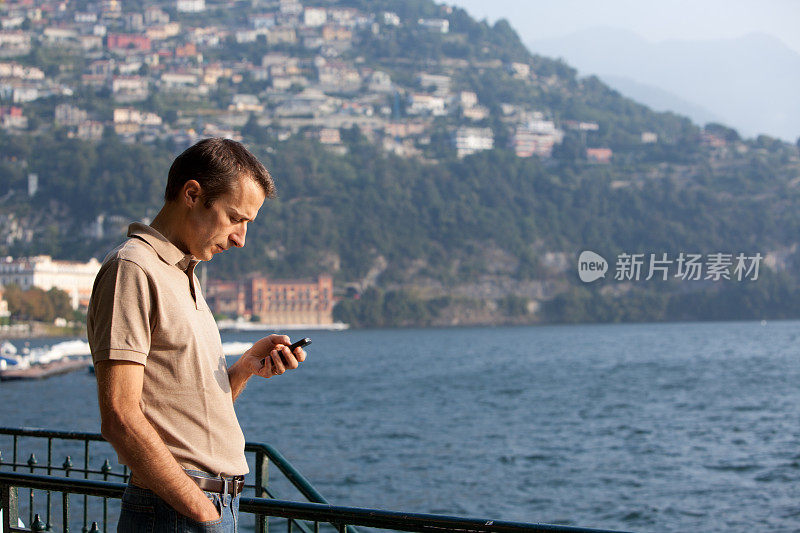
182, 180, 203, 207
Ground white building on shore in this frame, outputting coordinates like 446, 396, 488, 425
0, 256, 101, 309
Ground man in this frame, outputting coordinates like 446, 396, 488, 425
87, 138, 307, 531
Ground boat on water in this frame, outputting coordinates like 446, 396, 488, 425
0, 355, 92, 381
0, 339, 93, 381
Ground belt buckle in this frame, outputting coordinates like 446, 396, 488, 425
222, 477, 230, 507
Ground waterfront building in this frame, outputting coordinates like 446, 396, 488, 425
206, 275, 334, 326
0, 256, 101, 309
0, 287, 9, 320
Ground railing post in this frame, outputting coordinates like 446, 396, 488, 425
28, 454, 37, 527
63, 456, 73, 533
62, 492, 70, 533
9, 485, 19, 533
46, 438, 53, 531
1, 482, 20, 533
1, 482, 8, 533
255, 448, 269, 533
101, 459, 111, 533
82, 441, 89, 533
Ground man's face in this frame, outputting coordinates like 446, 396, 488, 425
185, 175, 266, 261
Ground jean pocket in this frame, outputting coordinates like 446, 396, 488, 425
184, 493, 224, 530
118, 501, 155, 533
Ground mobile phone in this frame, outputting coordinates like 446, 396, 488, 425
289, 337, 312, 352
280, 338, 311, 364
261, 337, 311, 367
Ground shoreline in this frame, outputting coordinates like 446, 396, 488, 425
0, 322, 86, 340
0, 316, 787, 341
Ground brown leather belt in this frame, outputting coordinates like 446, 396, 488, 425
186, 472, 245, 496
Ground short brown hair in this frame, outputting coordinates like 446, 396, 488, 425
165, 138, 275, 207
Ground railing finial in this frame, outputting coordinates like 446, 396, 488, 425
31, 513, 46, 532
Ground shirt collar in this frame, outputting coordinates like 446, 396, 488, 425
127, 222, 197, 271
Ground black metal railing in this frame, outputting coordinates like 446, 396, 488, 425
0, 472, 630, 533
0, 427, 338, 533
0, 428, 633, 533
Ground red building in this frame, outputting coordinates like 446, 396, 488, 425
175, 43, 198, 57
586, 148, 613, 164
206, 275, 334, 326
107, 33, 152, 52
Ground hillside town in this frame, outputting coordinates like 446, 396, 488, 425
0, 0, 641, 161
0, 0, 792, 333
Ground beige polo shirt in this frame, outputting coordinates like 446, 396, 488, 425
87, 222, 248, 477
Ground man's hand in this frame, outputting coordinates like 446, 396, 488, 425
228, 334, 307, 400
193, 496, 222, 522
239, 334, 307, 378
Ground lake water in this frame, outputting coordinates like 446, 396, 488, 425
2, 321, 800, 532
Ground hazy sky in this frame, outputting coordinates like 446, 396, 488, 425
447, 0, 800, 55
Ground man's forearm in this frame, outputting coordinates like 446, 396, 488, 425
227, 357, 254, 402
102, 409, 218, 520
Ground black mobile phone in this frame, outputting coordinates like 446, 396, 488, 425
289, 337, 312, 352
261, 338, 311, 367
280, 337, 311, 365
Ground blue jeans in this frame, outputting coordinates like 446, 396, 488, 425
118, 470, 240, 533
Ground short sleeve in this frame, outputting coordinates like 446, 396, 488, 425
87, 259, 153, 365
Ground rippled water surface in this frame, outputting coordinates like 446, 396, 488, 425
2, 321, 800, 532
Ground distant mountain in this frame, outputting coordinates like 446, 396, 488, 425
529, 28, 800, 142
598, 74, 722, 126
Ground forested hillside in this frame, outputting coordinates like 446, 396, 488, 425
1, 0, 799, 326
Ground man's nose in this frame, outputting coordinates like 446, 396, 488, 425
230, 225, 246, 248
